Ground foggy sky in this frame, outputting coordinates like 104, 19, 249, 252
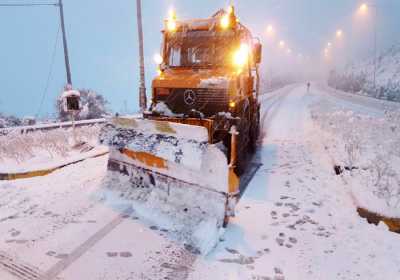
0, 0, 399, 117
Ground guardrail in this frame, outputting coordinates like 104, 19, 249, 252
0, 118, 106, 136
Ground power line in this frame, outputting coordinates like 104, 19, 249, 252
36, 24, 60, 118
0, 2, 57, 7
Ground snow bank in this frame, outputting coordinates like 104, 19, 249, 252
0, 125, 104, 173
311, 101, 400, 218
152, 102, 183, 117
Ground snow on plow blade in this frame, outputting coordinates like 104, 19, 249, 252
99, 117, 239, 254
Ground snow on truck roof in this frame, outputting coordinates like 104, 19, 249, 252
164, 9, 251, 35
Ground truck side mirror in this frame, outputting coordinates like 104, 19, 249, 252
253, 43, 262, 64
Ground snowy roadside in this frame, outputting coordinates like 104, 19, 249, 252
0, 84, 399, 280
187, 85, 400, 280
0, 155, 193, 280
0, 125, 108, 174
310, 86, 400, 219
317, 83, 400, 116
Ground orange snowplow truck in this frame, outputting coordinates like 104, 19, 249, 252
148, 7, 262, 173
100, 6, 262, 238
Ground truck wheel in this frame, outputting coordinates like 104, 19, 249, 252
236, 125, 250, 175
249, 108, 260, 153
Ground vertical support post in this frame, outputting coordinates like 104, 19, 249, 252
227, 125, 240, 221
71, 112, 77, 145
228, 125, 239, 194
373, 6, 377, 97
58, 0, 72, 86
136, 0, 147, 111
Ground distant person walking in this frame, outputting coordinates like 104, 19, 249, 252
307, 82, 311, 93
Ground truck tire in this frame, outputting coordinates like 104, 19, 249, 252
249, 106, 260, 153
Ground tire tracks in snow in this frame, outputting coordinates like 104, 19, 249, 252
42, 207, 134, 280
0, 251, 44, 280
259, 90, 291, 142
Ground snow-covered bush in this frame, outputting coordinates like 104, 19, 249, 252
0, 118, 5, 129
0, 113, 22, 128
0, 125, 101, 163
311, 105, 400, 216
366, 156, 400, 208
56, 89, 110, 121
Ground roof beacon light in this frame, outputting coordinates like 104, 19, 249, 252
166, 9, 177, 32
220, 5, 235, 29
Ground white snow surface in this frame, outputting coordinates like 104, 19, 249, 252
0, 125, 107, 173
0, 145, 108, 174
152, 101, 183, 117
199, 76, 229, 88
61, 90, 80, 98
0, 84, 399, 279
310, 83, 400, 218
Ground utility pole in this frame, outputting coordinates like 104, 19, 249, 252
58, 0, 72, 86
373, 6, 377, 96
136, 0, 147, 111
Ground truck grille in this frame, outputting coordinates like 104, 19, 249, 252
163, 88, 229, 116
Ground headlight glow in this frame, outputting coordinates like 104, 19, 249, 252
166, 9, 177, 32
154, 53, 163, 64
233, 43, 249, 67
220, 14, 230, 29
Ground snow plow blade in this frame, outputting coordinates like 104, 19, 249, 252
99, 117, 239, 254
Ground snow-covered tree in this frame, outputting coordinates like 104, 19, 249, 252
328, 44, 400, 102
0, 113, 22, 128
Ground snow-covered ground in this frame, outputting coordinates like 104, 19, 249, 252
1, 84, 399, 280
0, 125, 107, 173
311, 84, 400, 218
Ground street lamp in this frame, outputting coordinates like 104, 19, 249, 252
266, 24, 274, 35
279, 40, 285, 48
359, 3, 368, 13
357, 2, 378, 94
336, 29, 343, 38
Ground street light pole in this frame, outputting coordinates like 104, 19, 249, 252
359, 3, 378, 95
58, 0, 72, 86
136, 0, 147, 112
373, 6, 377, 95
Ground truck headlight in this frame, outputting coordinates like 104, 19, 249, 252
220, 14, 230, 29
233, 43, 249, 67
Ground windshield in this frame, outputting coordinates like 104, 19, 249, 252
166, 30, 237, 68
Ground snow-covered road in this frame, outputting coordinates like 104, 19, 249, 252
1, 84, 399, 280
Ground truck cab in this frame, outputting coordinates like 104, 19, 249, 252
151, 7, 262, 119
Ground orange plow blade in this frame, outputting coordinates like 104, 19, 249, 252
99, 117, 239, 254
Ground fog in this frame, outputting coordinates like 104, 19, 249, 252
0, 0, 399, 117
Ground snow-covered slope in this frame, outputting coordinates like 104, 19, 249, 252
329, 44, 400, 101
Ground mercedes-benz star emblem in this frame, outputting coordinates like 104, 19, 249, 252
183, 89, 196, 106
